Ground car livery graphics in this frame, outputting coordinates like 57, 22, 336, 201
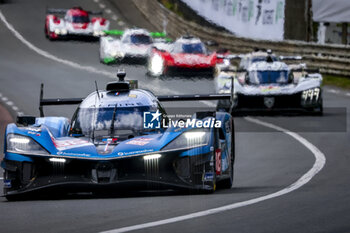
2, 71, 235, 199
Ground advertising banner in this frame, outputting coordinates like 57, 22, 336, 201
180, 0, 285, 40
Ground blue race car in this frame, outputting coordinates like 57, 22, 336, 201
2, 71, 235, 200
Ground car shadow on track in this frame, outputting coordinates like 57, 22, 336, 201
1, 185, 284, 202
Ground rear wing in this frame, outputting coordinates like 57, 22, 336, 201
104, 29, 172, 41
46, 8, 68, 14
291, 68, 320, 74
46, 8, 103, 15
39, 83, 234, 117
279, 56, 302, 61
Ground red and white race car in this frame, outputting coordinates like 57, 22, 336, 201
45, 6, 110, 40
147, 36, 227, 77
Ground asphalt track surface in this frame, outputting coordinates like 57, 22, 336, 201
0, 1, 349, 233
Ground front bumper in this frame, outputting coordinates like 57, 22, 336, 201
166, 66, 215, 77
2, 151, 214, 196
217, 92, 322, 114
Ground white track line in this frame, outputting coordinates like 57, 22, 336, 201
111, 15, 118, 21
327, 89, 340, 94
100, 117, 326, 233
0, 92, 24, 116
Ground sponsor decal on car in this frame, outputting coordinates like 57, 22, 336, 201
53, 138, 91, 151
56, 152, 91, 157
203, 172, 214, 181
215, 148, 222, 175
260, 85, 280, 92
4, 179, 12, 188
126, 137, 153, 146
117, 149, 155, 156
28, 131, 41, 136
264, 97, 275, 108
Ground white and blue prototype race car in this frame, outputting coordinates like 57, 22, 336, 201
2, 71, 235, 200
99, 28, 169, 64
216, 56, 323, 114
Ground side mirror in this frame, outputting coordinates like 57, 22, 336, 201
244, 74, 250, 85
288, 73, 294, 84
205, 40, 219, 46
117, 69, 126, 81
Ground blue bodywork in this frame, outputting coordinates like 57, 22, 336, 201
2, 88, 233, 196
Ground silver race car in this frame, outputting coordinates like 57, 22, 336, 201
216, 55, 323, 115
99, 28, 170, 64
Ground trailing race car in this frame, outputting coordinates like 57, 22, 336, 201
45, 6, 109, 40
2, 71, 235, 200
216, 56, 323, 114
99, 28, 170, 64
216, 48, 302, 72
147, 35, 227, 77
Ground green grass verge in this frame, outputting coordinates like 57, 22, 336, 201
323, 74, 350, 89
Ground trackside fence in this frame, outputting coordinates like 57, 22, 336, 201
133, 0, 350, 76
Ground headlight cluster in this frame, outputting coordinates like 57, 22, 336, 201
7, 134, 48, 155
93, 31, 105, 37
54, 29, 67, 35
109, 51, 125, 58
162, 130, 209, 151
302, 88, 320, 102
148, 54, 164, 76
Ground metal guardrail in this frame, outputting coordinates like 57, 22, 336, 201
132, 0, 350, 76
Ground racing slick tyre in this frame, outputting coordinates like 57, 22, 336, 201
316, 99, 323, 116
218, 119, 235, 189
3, 170, 23, 201
44, 27, 48, 39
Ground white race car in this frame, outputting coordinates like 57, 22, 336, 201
216, 55, 323, 115
99, 28, 170, 64
45, 7, 109, 40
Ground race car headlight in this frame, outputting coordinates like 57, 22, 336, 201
54, 29, 61, 35
61, 29, 67, 35
301, 88, 320, 101
162, 130, 209, 151
144, 154, 162, 160
149, 54, 164, 76
94, 31, 105, 37
7, 134, 48, 155
110, 51, 118, 57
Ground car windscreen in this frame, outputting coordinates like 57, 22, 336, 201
72, 16, 90, 23
248, 70, 289, 84
130, 34, 152, 44
70, 106, 155, 138
172, 42, 206, 54
251, 56, 277, 63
